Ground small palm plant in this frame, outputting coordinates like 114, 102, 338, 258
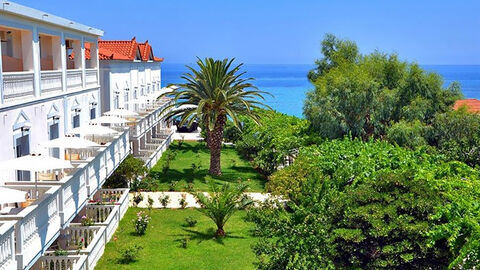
192, 181, 252, 237
161, 57, 271, 176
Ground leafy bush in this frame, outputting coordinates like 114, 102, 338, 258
132, 193, 143, 207
80, 216, 94, 226
119, 244, 143, 264
168, 181, 178, 192
185, 216, 197, 227
386, 120, 428, 149
54, 249, 68, 256
179, 194, 188, 209
180, 238, 188, 249
147, 196, 154, 212
430, 107, 480, 166
133, 211, 151, 236
251, 138, 480, 269
162, 150, 177, 173
235, 110, 311, 175
158, 194, 170, 208
304, 34, 461, 140
104, 155, 147, 191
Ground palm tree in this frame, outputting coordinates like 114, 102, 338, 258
161, 57, 270, 176
192, 181, 252, 237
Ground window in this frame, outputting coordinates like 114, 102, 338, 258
15, 134, 30, 181
124, 92, 129, 110
114, 95, 119, 109
73, 114, 80, 128
90, 108, 96, 120
49, 123, 59, 158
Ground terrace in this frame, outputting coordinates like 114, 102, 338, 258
31, 188, 129, 270
0, 130, 130, 270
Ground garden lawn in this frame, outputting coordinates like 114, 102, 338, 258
149, 141, 266, 192
95, 208, 257, 270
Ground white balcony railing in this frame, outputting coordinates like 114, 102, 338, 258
34, 254, 87, 270
2, 71, 35, 100
40, 70, 63, 94
66, 69, 83, 90
85, 69, 98, 87
0, 129, 130, 270
0, 221, 16, 270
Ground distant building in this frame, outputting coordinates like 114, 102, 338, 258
453, 98, 480, 113
95, 37, 172, 167
0, 2, 173, 270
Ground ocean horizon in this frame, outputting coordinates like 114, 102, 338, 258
162, 63, 480, 118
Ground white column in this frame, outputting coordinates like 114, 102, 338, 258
32, 26, 41, 97
60, 33, 67, 92
80, 37, 86, 88
0, 38, 3, 104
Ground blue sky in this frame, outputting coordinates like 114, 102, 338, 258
12, 0, 480, 65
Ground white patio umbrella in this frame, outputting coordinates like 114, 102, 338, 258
0, 187, 27, 205
41, 136, 101, 162
0, 154, 73, 198
71, 124, 118, 137
104, 108, 139, 117
90, 115, 130, 124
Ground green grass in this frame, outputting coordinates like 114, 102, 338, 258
95, 208, 257, 270
149, 141, 266, 192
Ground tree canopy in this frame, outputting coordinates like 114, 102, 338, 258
304, 34, 462, 140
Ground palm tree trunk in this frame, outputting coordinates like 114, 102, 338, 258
207, 116, 226, 176
215, 226, 225, 237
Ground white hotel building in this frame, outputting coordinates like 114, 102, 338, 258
0, 1, 173, 270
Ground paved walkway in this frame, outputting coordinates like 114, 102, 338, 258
172, 129, 203, 141
129, 191, 276, 209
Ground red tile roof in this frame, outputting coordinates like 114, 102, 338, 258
453, 99, 480, 113
71, 37, 163, 62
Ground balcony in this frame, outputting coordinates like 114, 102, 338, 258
66, 70, 83, 91
0, 221, 16, 270
0, 130, 130, 270
33, 254, 87, 270
31, 188, 128, 270
40, 71, 63, 95
2, 72, 35, 101
85, 69, 98, 87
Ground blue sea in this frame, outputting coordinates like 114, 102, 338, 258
162, 63, 480, 118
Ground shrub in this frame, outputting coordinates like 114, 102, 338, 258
158, 194, 170, 208
54, 249, 68, 256
104, 155, 147, 191
180, 238, 188, 249
80, 216, 94, 226
133, 211, 151, 236
168, 181, 178, 192
251, 138, 480, 269
179, 194, 188, 209
162, 150, 177, 173
132, 193, 143, 207
184, 216, 197, 227
147, 196, 154, 212
184, 183, 194, 192
119, 244, 143, 264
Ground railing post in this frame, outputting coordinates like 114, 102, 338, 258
81, 37, 86, 89
32, 26, 41, 97
60, 32, 67, 92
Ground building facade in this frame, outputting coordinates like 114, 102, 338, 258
97, 38, 174, 168
0, 2, 172, 270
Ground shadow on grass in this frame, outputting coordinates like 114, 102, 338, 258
173, 228, 246, 246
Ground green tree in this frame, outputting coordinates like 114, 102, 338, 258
192, 181, 252, 237
249, 139, 480, 269
161, 58, 270, 176
304, 35, 462, 140
308, 33, 359, 82
431, 107, 480, 166
104, 155, 147, 190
